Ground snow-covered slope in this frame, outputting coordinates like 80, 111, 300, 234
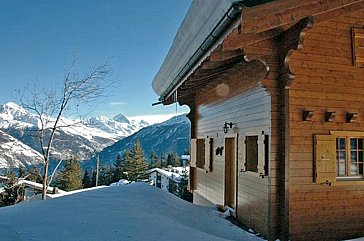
0, 183, 262, 241
0, 102, 149, 168
0, 129, 43, 169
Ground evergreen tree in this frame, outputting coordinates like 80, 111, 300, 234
159, 152, 167, 168
27, 166, 43, 183
82, 168, 92, 188
124, 140, 148, 181
149, 148, 160, 168
91, 169, 97, 187
56, 158, 83, 191
18, 165, 26, 178
0, 171, 24, 207
167, 153, 181, 167
178, 170, 193, 202
112, 154, 126, 183
99, 164, 113, 185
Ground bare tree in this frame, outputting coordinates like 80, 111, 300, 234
18, 60, 112, 199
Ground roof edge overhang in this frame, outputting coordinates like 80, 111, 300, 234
152, 0, 277, 104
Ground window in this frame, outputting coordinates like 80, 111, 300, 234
246, 136, 258, 172
190, 138, 212, 172
336, 137, 364, 177
315, 132, 364, 184
352, 28, 364, 68
239, 134, 268, 177
196, 139, 205, 169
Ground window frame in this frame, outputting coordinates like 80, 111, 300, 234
190, 138, 212, 172
352, 28, 364, 68
314, 131, 364, 186
238, 133, 269, 178
334, 135, 364, 179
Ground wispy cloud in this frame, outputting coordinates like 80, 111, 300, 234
108, 101, 127, 106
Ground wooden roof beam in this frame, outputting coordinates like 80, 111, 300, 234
209, 48, 244, 62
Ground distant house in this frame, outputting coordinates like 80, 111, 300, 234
180, 154, 190, 166
0, 176, 65, 201
152, 0, 364, 240
147, 168, 181, 192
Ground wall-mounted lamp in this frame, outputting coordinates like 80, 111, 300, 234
223, 121, 234, 134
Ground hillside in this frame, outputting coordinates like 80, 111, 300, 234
89, 115, 190, 167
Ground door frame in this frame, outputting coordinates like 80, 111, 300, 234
223, 134, 238, 211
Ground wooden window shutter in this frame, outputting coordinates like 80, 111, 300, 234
237, 134, 246, 172
257, 134, 265, 176
190, 139, 197, 168
314, 134, 336, 184
352, 28, 364, 68
204, 138, 212, 172
188, 167, 197, 191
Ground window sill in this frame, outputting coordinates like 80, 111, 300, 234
196, 167, 208, 173
239, 171, 266, 179
334, 178, 364, 186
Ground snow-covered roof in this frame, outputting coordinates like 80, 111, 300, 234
0, 183, 264, 241
147, 168, 182, 181
151, 0, 277, 101
152, 0, 237, 99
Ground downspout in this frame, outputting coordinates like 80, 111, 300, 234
159, 1, 245, 103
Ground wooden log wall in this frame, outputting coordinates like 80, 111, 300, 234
287, 9, 364, 240
192, 66, 272, 236
243, 39, 281, 240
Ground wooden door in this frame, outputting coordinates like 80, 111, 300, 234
224, 137, 237, 210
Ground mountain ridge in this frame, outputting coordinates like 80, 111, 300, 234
85, 114, 190, 168
0, 102, 148, 169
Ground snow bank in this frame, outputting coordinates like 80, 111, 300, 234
0, 183, 262, 241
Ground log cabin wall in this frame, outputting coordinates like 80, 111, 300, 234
192, 66, 272, 236
287, 9, 364, 241
243, 39, 281, 240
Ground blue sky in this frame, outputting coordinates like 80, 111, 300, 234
0, 0, 191, 123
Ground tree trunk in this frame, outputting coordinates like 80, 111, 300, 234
42, 161, 49, 200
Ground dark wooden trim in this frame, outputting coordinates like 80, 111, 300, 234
277, 16, 314, 88
276, 16, 314, 241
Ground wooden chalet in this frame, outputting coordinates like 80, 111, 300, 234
151, 0, 364, 240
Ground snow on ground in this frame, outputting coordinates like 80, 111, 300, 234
0, 183, 262, 241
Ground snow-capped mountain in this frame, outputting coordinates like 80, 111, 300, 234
87, 114, 148, 138
0, 129, 43, 169
0, 102, 149, 168
87, 115, 190, 168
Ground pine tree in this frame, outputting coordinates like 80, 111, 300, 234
159, 152, 166, 168
27, 166, 43, 183
112, 154, 126, 183
99, 164, 113, 185
167, 153, 181, 167
0, 171, 25, 207
56, 158, 83, 191
18, 165, 26, 178
149, 148, 160, 168
82, 168, 92, 188
178, 170, 193, 202
124, 140, 148, 181
91, 169, 97, 187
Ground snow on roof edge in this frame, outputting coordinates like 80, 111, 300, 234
151, 0, 234, 97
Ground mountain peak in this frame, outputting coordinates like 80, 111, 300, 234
113, 113, 130, 124
0, 102, 30, 121
1, 102, 26, 113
